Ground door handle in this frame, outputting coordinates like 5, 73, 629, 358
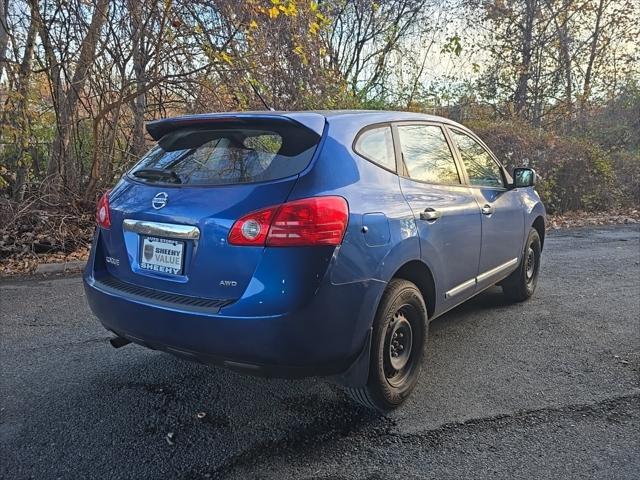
481, 204, 494, 216
420, 208, 442, 221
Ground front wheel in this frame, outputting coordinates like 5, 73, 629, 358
346, 279, 428, 412
502, 227, 542, 302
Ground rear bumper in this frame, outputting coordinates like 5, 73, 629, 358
83, 269, 384, 379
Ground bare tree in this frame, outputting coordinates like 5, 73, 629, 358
513, 0, 539, 116
0, 0, 9, 78
30, 0, 110, 196
579, 0, 605, 122
552, 0, 575, 121
9, 6, 36, 200
325, 0, 429, 100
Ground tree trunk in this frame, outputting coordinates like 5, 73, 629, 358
130, 0, 147, 160
579, 0, 605, 128
0, 0, 9, 79
34, 0, 110, 198
514, 0, 537, 118
557, 0, 573, 128
11, 5, 37, 201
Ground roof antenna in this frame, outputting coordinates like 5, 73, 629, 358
247, 74, 275, 111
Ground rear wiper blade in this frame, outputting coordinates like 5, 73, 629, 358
133, 168, 182, 184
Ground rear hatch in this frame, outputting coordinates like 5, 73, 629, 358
97, 114, 324, 301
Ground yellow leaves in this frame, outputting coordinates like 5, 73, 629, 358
268, 4, 297, 17
293, 44, 308, 65
314, 7, 329, 28
218, 52, 233, 65
280, 3, 298, 16
166, 28, 176, 44
261, 0, 300, 19
252, 0, 324, 42
202, 42, 214, 58
268, 6, 280, 18
204, 45, 234, 65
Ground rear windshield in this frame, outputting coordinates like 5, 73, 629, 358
129, 124, 319, 186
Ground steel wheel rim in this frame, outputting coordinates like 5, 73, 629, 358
525, 246, 536, 281
384, 308, 415, 387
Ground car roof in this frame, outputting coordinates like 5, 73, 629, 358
309, 109, 466, 124
254, 109, 468, 129
146, 110, 469, 140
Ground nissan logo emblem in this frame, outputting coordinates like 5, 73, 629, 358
152, 192, 169, 210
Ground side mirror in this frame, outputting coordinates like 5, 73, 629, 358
513, 167, 536, 188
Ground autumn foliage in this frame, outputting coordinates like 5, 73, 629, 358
0, 0, 638, 269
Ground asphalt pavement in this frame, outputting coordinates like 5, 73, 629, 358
1, 225, 638, 479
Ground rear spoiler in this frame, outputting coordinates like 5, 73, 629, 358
146, 113, 325, 141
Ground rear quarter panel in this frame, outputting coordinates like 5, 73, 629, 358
288, 117, 421, 337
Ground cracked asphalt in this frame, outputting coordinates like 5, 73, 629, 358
1, 225, 639, 479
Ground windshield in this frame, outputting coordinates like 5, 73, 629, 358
129, 125, 319, 186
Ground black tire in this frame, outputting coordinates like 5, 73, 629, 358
502, 227, 542, 302
346, 279, 428, 412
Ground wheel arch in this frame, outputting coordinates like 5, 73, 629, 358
532, 215, 545, 250
391, 260, 436, 319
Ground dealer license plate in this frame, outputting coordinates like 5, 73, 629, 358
139, 236, 184, 275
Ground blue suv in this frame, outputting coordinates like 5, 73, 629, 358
84, 111, 545, 411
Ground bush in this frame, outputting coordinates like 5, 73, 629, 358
468, 120, 635, 214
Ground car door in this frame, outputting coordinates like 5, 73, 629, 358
394, 122, 482, 314
447, 128, 524, 289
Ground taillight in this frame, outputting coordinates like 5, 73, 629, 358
267, 197, 349, 246
96, 190, 111, 229
228, 206, 276, 246
228, 196, 349, 247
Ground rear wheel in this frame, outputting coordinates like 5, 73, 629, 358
502, 227, 541, 302
346, 279, 427, 412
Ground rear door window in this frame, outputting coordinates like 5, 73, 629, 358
354, 126, 396, 171
130, 126, 319, 186
449, 130, 504, 188
397, 124, 461, 185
